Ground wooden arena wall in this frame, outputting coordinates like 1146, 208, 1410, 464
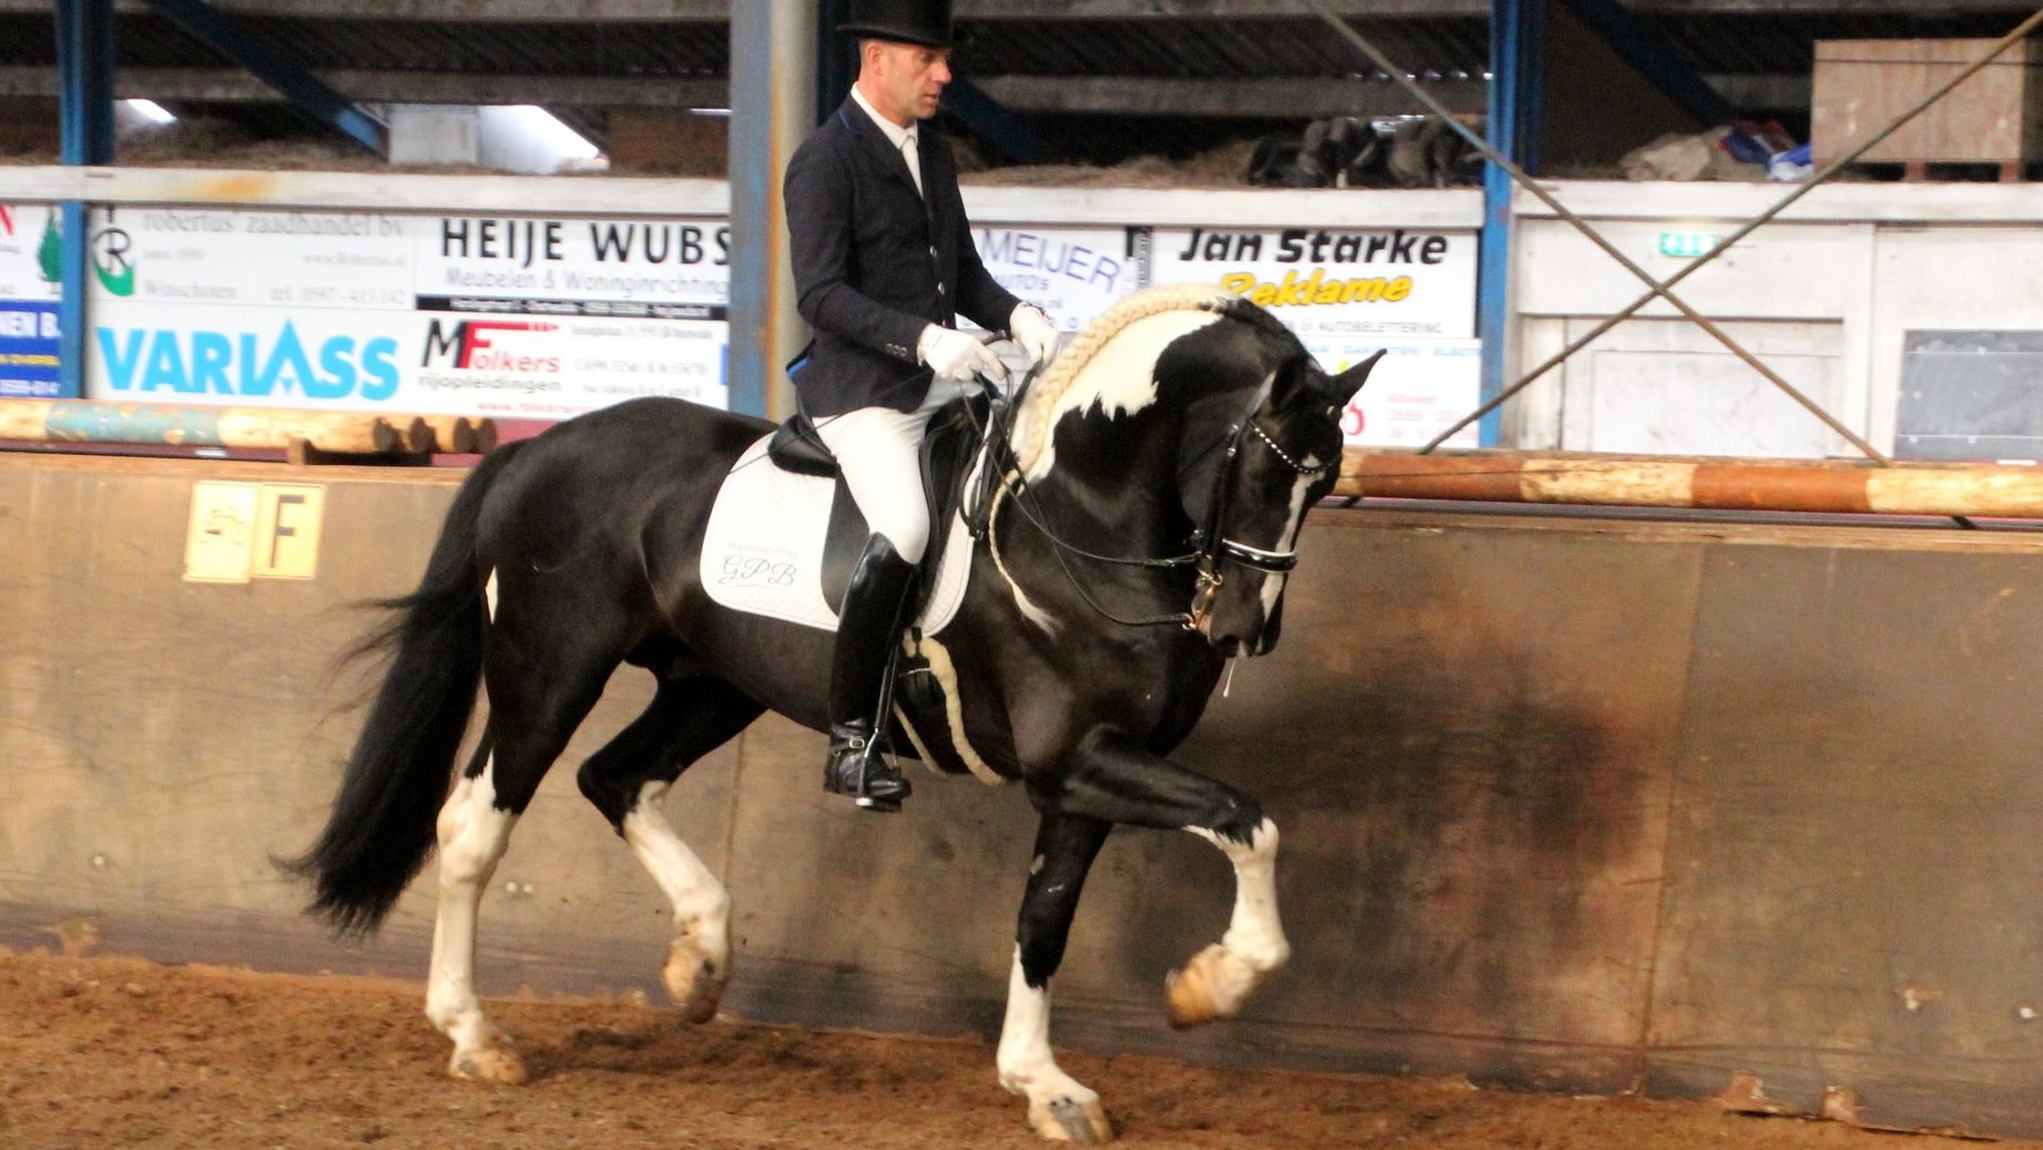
1, 453, 2036, 1137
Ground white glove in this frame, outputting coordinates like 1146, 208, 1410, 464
1009, 304, 1061, 369
919, 324, 1008, 385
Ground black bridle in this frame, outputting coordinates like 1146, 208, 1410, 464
988, 373, 1334, 633
1182, 379, 1335, 632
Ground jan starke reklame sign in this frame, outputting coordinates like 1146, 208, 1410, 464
973, 223, 1480, 449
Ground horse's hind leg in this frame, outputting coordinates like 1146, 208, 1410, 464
426, 739, 527, 1083
427, 606, 621, 1084
998, 812, 1115, 1144
577, 671, 763, 1022
1055, 732, 1290, 1031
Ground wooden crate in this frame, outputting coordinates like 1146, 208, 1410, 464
1811, 39, 2043, 165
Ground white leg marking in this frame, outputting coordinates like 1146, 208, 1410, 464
621, 780, 731, 1023
483, 568, 499, 622
1166, 818, 1290, 1028
425, 758, 526, 1082
997, 948, 1113, 1143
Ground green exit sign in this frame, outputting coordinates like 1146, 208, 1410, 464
1659, 231, 1721, 258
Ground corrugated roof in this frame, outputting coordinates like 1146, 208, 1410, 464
7, 5, 2040, 163
1642, 10, 2027, 75
961, 17, 1489, 80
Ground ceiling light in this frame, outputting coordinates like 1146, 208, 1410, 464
127, 99, 176, 124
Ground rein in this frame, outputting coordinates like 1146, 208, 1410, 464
981, 370, 1328, 634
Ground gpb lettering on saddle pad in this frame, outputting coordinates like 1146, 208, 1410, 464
699, 433, 974, 634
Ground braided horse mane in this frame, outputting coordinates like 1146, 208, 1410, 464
1010, 283, 1252, 480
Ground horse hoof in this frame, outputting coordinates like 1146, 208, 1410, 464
663, 942, 727, 1024
1029, 1096, 1114, 1143
1163, 944, 1227, 1029
450, 1044, 528, 1085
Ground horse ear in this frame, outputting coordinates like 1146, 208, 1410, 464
1322, 349, 1386, 405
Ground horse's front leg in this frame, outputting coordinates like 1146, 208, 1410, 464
1060, 730, 1291, 1031
999, 812, 1114, 1143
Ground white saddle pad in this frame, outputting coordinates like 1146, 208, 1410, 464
699, 432, 975, 634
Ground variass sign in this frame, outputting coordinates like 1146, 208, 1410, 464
94, 320, 402, 402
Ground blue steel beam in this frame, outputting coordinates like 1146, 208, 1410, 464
55, 0, 114, 400
58, 204, 90, 399
727, 0, 814, 421
1477, 0, 1542, 447
1556, 0, 1732, 126
56, 0, 115, 165
143, 0, 386, 155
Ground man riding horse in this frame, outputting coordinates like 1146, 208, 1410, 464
286, 2, 1382, 1134
785, 0, 1060, 811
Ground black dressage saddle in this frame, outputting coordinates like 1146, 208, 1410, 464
765, 384, 1013, 617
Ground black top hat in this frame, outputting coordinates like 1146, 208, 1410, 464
838, 0, 957, 48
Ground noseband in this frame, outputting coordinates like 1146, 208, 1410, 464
1184, 384, 1332, 632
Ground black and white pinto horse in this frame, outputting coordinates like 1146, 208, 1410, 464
288, 284, 1377, 1143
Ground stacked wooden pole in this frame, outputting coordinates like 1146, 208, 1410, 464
0, 400, 499, 458
1336, 450, 2043, 518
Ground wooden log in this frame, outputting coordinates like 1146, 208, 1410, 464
388, 416, 434, 453
0, 400, 504, 457
1337, 450, 2043, 518
0, 400, 50, 441
0, 399, 404, 453
418, 415, 476, 454
211, 409, 398, 454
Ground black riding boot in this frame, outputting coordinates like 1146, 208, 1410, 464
823, 534, 918, 811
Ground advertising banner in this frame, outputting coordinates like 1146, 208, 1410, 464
1150, 225, 1479, 447
0, 203, 66, 398
85, 206, 729, 417
71, 201, 1481, 447
972, 225, 1144, 332
1149, 225, 1477, 340
1323, 336, 1482, 450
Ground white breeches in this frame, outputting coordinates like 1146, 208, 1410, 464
812, 377, 972, 565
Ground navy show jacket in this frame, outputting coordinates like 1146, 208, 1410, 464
783, 95, 1023, 417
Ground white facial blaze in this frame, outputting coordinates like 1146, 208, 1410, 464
1019, 309, 1223, 483
425, 760, 518, 1056
1257, 469, 1318, 629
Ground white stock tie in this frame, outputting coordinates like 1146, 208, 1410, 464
901, 131, 924, 198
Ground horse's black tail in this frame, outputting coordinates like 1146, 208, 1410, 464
281, 441, 527, 936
